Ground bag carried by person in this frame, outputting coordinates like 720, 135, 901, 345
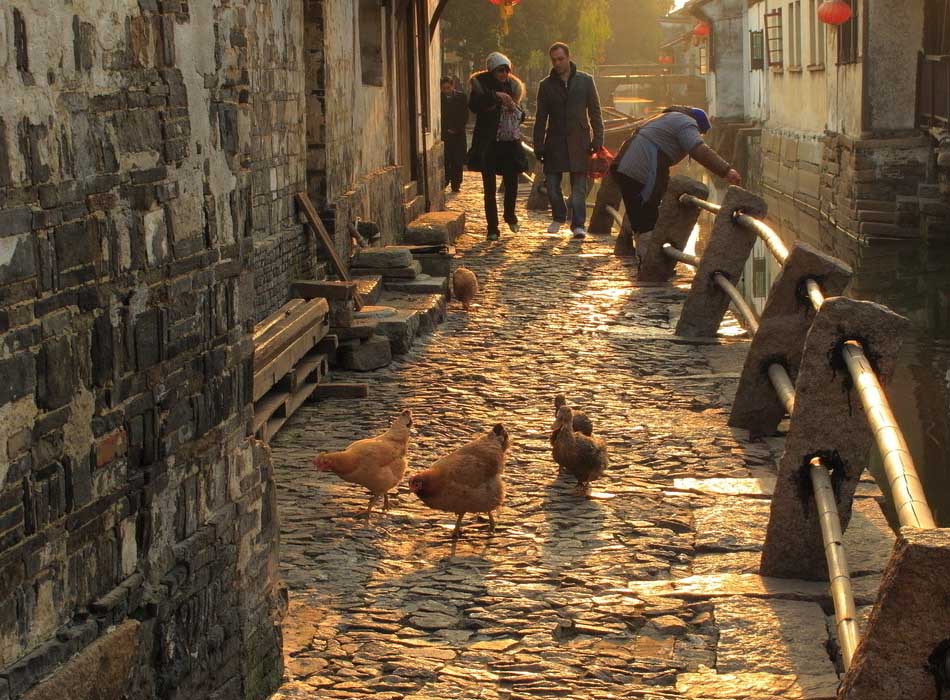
588, 146, 614, 179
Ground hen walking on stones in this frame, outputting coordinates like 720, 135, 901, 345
452, 266, 479, 310
551, 405, 608, 490
549, 394, 593, 445
313, 409, 412, 516
409, 424, 510, 538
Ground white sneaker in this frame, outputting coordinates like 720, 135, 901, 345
547, 221, 562, 234
572, 227, 587, 239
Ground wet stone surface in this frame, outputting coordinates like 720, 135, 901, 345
269, 175, 887, 698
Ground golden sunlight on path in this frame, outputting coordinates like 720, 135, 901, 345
269, 172, 893, 699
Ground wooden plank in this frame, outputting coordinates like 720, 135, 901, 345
295, 192, 364, 310
315, 334, 339, 354
253, 298, 329, 372
252, 319, 329, 401
252, 390, 290, 434
289, 352, 329, 392
253, 300, 315, 352
311, 383, 369, 400
253, 299, 304, 340
263, 381, 319, 443
291, 279, 359, 301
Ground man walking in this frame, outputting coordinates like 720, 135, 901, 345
533, 42, 604, 239
441, 77, 469, 193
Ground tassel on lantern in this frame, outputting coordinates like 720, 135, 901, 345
489, 0, 521, 37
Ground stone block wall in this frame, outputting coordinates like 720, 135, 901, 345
757, 127, 932, 253
0, 1, 290, 697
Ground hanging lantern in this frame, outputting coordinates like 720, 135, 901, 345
488, 0, 522, 36
692, 21, 711, 37
817, 0, 852, 24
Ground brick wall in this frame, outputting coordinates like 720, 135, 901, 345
0, 2, 291, 697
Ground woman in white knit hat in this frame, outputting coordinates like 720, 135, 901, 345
467, 51, 528, 241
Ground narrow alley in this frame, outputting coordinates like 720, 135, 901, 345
269, 178, 894, 700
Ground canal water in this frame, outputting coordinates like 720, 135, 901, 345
852, 239, 950, 527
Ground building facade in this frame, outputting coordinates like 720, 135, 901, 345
0, 0, 446, 697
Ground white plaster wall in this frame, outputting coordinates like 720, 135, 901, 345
324, 0, 394, 201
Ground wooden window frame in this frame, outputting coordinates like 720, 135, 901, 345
750, 29, 765, 70
837, 0, 861, 65
765, 8, 784, 68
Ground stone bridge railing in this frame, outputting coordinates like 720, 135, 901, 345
595, 176, 949, 700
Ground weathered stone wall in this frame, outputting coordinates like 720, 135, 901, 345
756, 128, 931, 249
0, 1, 288, 697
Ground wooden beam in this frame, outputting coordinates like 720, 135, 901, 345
429, 0, 451, 38
295, 192, 364, 309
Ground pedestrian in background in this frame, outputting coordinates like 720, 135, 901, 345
467, 52, 529, 241
441, 76, 469, 193
610, 106, 741, 236
533, 42, 604, 239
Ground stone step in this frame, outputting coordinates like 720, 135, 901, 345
331, 318, 378, 341
354, 275, 383, 305
337, 335, 392, 371
380, 292, 447, 336
350, 260, 421, 280
404, 210, 466, 245
352, 247, 414, 269
413, 245, 455, 277
374, 308, 422, 355
383, 275, 448, 296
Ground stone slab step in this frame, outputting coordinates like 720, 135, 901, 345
383, 275, 448, 296
414, 246, 456, 277
353, 275, 383, 305
352, 247, 414, 269
337, 335, 392, 371
380, 292, 447, 335
350, 260, 421, 280
331, 318, 378, 341
404, 210, 466, 245
374, 308, 421, 355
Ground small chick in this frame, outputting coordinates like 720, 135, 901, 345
549, 394, 594, 445
452, 266, 479, 310
409, 424, 510, 538
551, 405, 608, 489
313, 409, 412, 515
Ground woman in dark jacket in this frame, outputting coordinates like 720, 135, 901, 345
468, 52, 529, 240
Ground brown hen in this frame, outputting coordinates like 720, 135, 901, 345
551, 405, 608, 489
409, 423, 510, 538
313, 409, 412, 515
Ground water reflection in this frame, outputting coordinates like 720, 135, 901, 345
851, 240, 950, 526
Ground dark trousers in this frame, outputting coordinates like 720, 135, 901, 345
481, 170, 519, 234
613, 169, 668, 234
444, 133, 466, 190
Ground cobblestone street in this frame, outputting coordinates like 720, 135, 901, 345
269, 175, 890, 699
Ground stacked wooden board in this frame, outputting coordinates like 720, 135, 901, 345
252, 298, 336, 442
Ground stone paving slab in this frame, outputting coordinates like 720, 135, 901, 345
269, 175, 897, 699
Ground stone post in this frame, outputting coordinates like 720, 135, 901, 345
760, 297, 910, 580
589, 172, 624, 234
526, 160, 549, 211
674, 185, 767, 337
839, 527, 950, 700
637, 175, 709, 283
728, 242, 853, 436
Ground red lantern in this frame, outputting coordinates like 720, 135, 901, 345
692, 21, 711, 37
817, 0, 852, 24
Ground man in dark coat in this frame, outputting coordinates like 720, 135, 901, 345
533, 42, 604, 239
441, 77, 468, 193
